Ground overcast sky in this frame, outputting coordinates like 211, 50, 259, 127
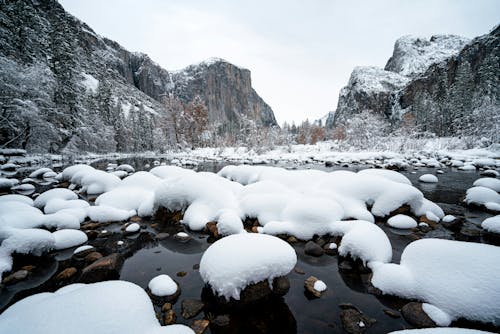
60, 0, 499, 125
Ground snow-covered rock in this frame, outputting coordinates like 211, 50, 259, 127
52, 229, 88, 250
371, 239, 500, 326
125, 222, 140, 233
473, 178, 500, 192
0, 281, 194, 334
387, 214, 417, 229
199, 233, 297, 300
148, 274, 178, 297
465, 186, 500, 207
419, 174, 438, 183
34, 188, 78, 209
481, 215, 500, 234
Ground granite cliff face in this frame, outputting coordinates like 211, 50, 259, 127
0, 0, 276, 152
327, 29, 499, 141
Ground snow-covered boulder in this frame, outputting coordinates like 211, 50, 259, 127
52, 229, 88, 250
199, 233, 297, 301
0, 281, 194, 334
387, 214, 417, 229
371, 239, 500, 326
464, 186, 500, 208
419, 174, 438, 183
481, 215, 500, 234
34, 188, 78, 209
473, 178, 500, 193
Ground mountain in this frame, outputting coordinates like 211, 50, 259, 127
0, 0, 277, 153
326, 28, 499, 141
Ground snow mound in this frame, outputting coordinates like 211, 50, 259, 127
44, 198, 89, 214
0, 281, 194, 334
419, 174, 438, 183
473, 178, 500, 192
465, 186, 500, 207
387, 214, 417, 229
481, 215, 500, 234
87, 205, 135, 223
199, 233, 297, 300
53, 229, 88, 250
330, 220, 392, 265
0, 194, 33, 206
34, 188, 78, 209
125, 223, 140, 233
371, 239, 500, 326
148, 274, 178, 297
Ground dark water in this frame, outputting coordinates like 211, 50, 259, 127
2, 158, 499, 333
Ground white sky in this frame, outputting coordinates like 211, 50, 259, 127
59, 0, 499, 125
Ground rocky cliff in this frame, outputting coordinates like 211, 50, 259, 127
327, 29, 499, 141
0, 0, 276, 153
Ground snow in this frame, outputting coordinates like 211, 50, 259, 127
176, 232, 189, 238
419, 174, 438, 183
0, 280, 195, 334
52, 229, 88, 250
0, 194, 33, 206
34, 188, 78, 209
465, 186, 500, 207
358, 168, 411, 185
148, 274, 178, 296
313, 280, 327, 292
473, 178, 500, 192
81, 72, 99, 93
371, 239, 500, 325
44, 198, 90, 214
330, 220, 392, 265
73, 245, 94, 254
0, 177, 19, 188
422, 303, 453, 326
116, 164, 135, 173
87, 205, 135, 223
80, 169, 121, 194
11, 183, 35, 192
387, 34, 470, 77
442, 215, 456, 223
481, 215, 500, 234
387, 214, 417, 229
347, 66, 410, 94
199, 233, 297, 300
125, 222, 140, 233
29, 167, 53, 178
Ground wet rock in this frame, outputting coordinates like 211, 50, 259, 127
192, 264, 200, 270
314, 237, 327, 247
239, 280, 272, 303
287, 236, 298, 243
250, 226, 260, 233
163, 309, 176, 325
2, 269, 29, 285
389, 204, 412, 216
81, 222, 101, 230
176, 271, 187, 277
174, 232, 191, 242
213, 314, 230, 327
324, 242, 338, 255
340, 307, 376, 334
54, 267, 77, 281
181, 299, 205, 319
338, 260, 354, 271
325, 161, 334, 167
85, 230, 99, 240
401, 302, 436, 328
294, 267, 305, 275
162, 302, 173, 312
304, 276, 325, 298
80, 253, 124, 283
305, 241, 324, 257
459, 226, 482, 242
156, 232, 170, 240
84, 251, 103, 263
154, 208, 183, 224
441, 217, 463, 231
21, 265, 36, 272
272, 276, 290, 296
418, 216, 438, 228
191, 319, 210, 334
205, 222, 219, 239
148, 282, 181, 305
73, 247, 96, 259
383, 309, 400, 318
129, 215, 142, 222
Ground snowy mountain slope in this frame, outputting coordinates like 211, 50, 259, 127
328, 26, 499, 141
0, 0, 276, 153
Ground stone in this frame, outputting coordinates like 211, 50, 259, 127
304, 241, 324, 257
84, 251, 103, 263
239, 280, 272, 304
272, 276, 290, 296
401, 302, 436, 328
324, 243, 338, 255
340, 307, 376, 334
85, 230, 99, 240
73, 247, 96, 259
156, 232, 170, 240
80, 253, 124, 283
205, 222, 219, 238
181, 299, 205, 319
176, 271, 187, 277
21, 265, 36, 272
383, 309, 400, 318
191, 319, 210, 334
213, 314, 230, 327
54, 267, 77, 281
2, 269, 29, 285
163, 309, 176, 325
294, 267, 305, 275
161, 303, 173, 312
129, 215, 142, 222
81, 222, 101, 230
304, 276, 325, 298
287, 236, 298, 243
